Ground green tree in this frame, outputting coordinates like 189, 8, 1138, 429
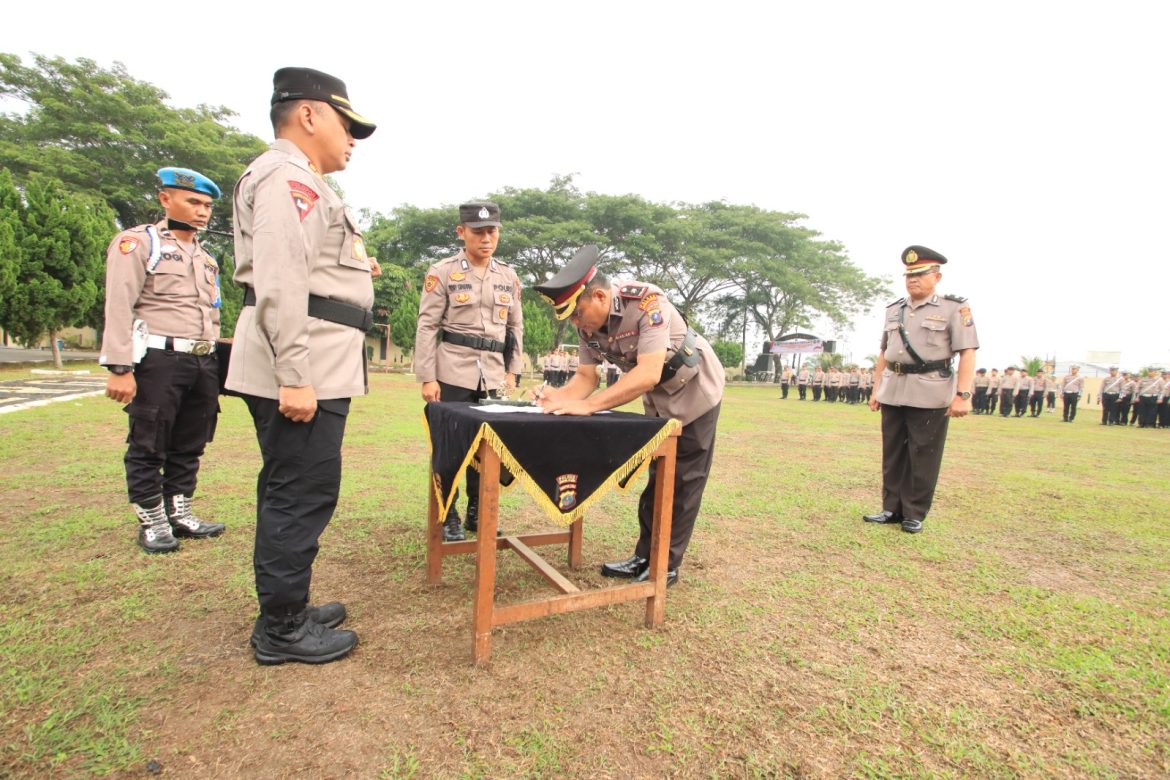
0, 53, 266, 231
1020, 355, 1045, 375
0, 169, 21, 317
817, 352, 845, 370
522, 298, 555, 361
0, 173, 117, 367
711, 340, 744, 370
389, 287, 421, 356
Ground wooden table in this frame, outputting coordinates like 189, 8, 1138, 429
424, 414, 679, 664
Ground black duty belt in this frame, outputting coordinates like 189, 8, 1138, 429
243, 287, 373, 331
888, 359, 952, 375
442, 330, 505, 353
659, 328, 701, 384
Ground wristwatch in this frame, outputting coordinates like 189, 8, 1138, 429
106, 365, 133, 376
956, 391, 971, 400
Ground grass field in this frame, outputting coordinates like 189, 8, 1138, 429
1, 369, 1168, 778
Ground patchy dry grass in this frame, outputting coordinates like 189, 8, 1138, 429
1, 373, 1168, 778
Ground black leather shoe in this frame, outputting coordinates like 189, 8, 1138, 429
634, 566, 679, 587
443, 510, 465, 542
253, 611, 358, 665
251, 602, 346, 648
901, 518, 924, 534
464, 503, 502, 536
600, 555, 648, 578
863, 510, 903, 524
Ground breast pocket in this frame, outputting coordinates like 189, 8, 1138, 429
150, 261, 190, 296
338, 210, 370, 272
920, 319, 947, 347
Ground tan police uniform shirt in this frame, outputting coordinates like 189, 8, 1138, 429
226, 139, 374, 400
99, 222, 220, 366
577, 282, 724, 426
797, 369, 810, 385
973, 374, 989, 389
1045, 377, 1060, 394
988, 374, 1000, 391
876, 293, 979, 409
1138, 375, 1164, 397
812, 370, 825, 386
827, 370, 842, 388
1101, 374, 1124, 395
414, 250, 524, 390
1061, 374, 1085, 394
1121, 378, 1137, 400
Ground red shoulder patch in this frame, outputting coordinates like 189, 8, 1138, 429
424, 274, 440, 293
289, 180, 320, 222
118, 237, 138, 255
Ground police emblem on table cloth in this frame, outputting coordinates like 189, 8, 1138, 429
288, 181, 320, 222
556, 473, 579, 510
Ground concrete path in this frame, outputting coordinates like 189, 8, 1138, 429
0, 371, 106, 414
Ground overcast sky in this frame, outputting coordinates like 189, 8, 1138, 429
4, 0, 1167, 370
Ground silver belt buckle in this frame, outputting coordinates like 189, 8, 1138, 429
190, 341, 214, 356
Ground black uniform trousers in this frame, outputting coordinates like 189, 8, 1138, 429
812, 384, 823, 401
1137, 396, 1158, 428
880, 404, 950, 521
440, 381, 489, 511
1118, 396, 1132, 425
1046, 391, 1056, 410
123, 348, 220, 505
1012, 390, 1027, 416
999, 389, 1014, 417
780, 381, 789, 399
1158, 400, 1170, 428
1062, 392, 1079, 421
244, 394, 350, 615
634, 402, 721, 570
973, 386, 988, 413
798, 383, 807, 400
988, 389, 998, 414
1029, 393, 1043, 417
1101, 393, 1118, 424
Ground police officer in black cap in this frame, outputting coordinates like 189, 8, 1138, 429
227, 66, 376, 665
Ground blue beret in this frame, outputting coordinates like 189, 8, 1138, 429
156, 167, 221, 200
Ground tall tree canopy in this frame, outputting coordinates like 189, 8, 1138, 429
0, 53, 266, 232
0, 170, 117, 366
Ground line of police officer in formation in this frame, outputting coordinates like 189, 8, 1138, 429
778, 366, 875, 404
966, 365, 1170, 427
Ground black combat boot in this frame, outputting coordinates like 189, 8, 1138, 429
463, 501, 502, 536
135, 497, 179, 553
443, 504, 465, 542
253, 606, 357, 665
165, 494, 225, 538
250, 601, 346, 648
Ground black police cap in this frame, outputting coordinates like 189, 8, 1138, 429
902, 245, 948, 276
535, 245, 600, 320
459, 202, 501, 228
271, 67, 376, 139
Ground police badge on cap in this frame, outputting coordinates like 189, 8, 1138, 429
901, 245, 948, 276
271, 67, 376, 139
459, 202, 501, 228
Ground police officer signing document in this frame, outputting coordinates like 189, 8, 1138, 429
532, 246, 725, 587
864, 246, 978, 534
100, 167, 227, 554
227, 67, 376, 665
414, 202, 524, 542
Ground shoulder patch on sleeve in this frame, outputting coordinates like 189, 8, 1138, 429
944, 294, 967, 303
620, 284, 648, 299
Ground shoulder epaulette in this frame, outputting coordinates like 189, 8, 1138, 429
944, 294, 967, 303
887, 297, 905, 308
619, 284, 649, 299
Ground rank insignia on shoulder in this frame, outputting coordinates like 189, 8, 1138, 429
118, 237, 139, 255
944, 294, 967, 303
620, 284, 648, 299
887, 297, 905, 308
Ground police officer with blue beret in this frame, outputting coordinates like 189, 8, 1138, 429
100, 167, 227, 553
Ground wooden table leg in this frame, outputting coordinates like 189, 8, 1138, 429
645, 435, 677, 627
472, 440, 501, 664
567, 518, 583, 569
426, 476, 443, 584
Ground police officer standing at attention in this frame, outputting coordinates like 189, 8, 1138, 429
533, 246, 725, 586
100, 167, 227, 553
972, 368, 989, 414
1060, 365, 1084, 422
797, 364, 810, 400
227, 67, 377, 665
1100, 366, 1123, 425
414, 202, 525, 542
863, 246, 978, 534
